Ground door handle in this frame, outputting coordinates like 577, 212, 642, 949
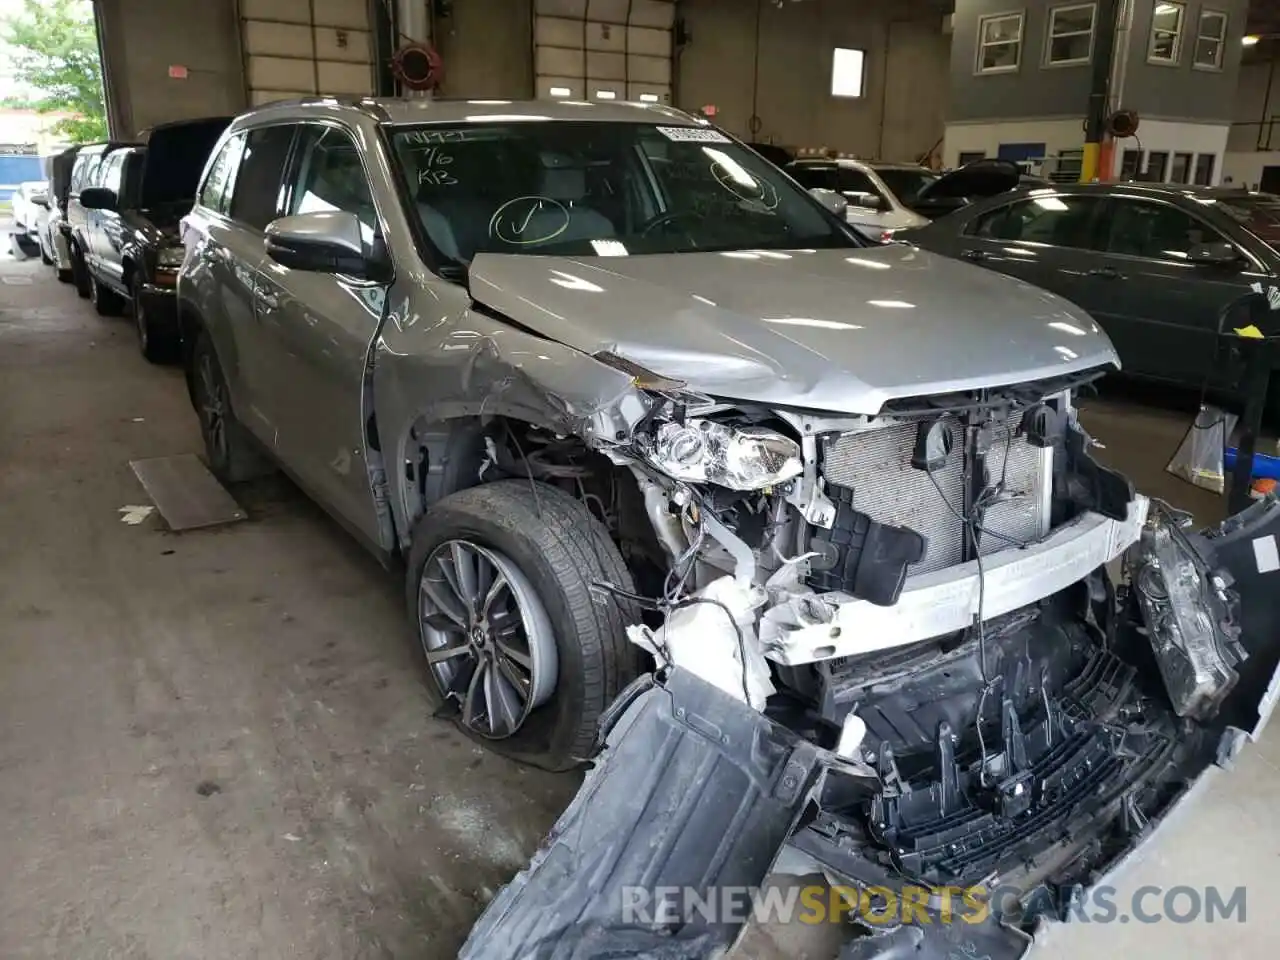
1088, 267, 1126, 280
960, 249, 988, 262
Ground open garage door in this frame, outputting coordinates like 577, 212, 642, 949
240, 0, 376, 105
534, 0, 674, 103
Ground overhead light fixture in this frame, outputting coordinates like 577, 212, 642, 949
1243, 35, 1261, 46
639, 93, 659, 103
595, 90, 617, 100
549, 86, 571, 97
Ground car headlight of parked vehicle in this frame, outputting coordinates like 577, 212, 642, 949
642, 419, 803, 490
156, 246, 185, 268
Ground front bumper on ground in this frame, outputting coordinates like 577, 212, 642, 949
462, 498, 1280, 960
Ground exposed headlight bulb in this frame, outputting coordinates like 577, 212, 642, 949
646, 419, 803, 491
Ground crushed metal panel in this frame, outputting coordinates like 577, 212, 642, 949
130, 455, 247, 531
459, 669, 828, 960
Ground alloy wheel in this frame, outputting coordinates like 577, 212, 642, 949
196, 349, 228, 466
418, 540, 558, 739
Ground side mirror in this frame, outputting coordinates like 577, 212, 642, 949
265, 211, 372, 277
78, 186, 116, 211
809, 187, 849, 219
1188, 241, 1242, 267
30, 195, 49, 209
846, 191, 885, 211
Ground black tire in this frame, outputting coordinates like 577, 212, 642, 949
90, 277, 123, 316
406, 480, 643, 771
70, 247, 91, 298
132, 277, 177, 364
56, 267, 72, 284
189, 330, 273, 483
39, 247, 53, 266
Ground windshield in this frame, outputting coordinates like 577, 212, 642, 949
873, 167, 936, 204
388, 121, 855, 264
1216, 193, 1280, 246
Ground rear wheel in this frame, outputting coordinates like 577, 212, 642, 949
39, 246, 53, 266
189, 330, 273, 483
132, 277, 177, 363
406, 480, 642, 770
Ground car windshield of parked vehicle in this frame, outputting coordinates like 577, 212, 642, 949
389, 121, 855, 264
1214, 193, 1280, 247
872, 167, 936, 204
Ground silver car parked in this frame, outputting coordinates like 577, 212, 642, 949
178, 100, 1280, 948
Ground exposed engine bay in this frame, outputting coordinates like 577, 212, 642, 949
458, 368, 1280, 959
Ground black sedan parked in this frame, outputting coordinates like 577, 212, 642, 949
76, 117, 230, 362
908, 183, 1280, 390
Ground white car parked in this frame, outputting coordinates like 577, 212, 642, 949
787, 158, 934, 241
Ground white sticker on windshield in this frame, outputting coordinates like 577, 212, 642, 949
656, 126, 731, 143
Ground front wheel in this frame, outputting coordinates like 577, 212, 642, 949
406, 481, 642, 770
90, 277, 123, 316
132, 278, 177, 364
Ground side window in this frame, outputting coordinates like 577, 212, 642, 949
101, 152, 125, 194
836, 168, 877, 196
78, 156, 102, 191
199, 134, 245, 214
970, 195, 1101, 248
229, 125, 296, 230
1102, 200, 1225, 261
287, 125, 378, 249
69, 156, 90, 193
788, 165, 837, 191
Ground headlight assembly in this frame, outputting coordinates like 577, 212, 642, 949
645, 419, 803, 491
156, 246, 185, 268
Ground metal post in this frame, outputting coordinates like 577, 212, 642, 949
1082, 0, 1122, 182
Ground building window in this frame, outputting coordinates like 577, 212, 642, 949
1194, 153, 1216, 185
831, 48, 866, 97
1120, 149, 1142, 179
1148, 2, 1185, 64
1046, 3, 1096, 65
1171, 152, 1193, 183
1193, 10, 1228, 69
976, 12, 1024, 73
1146, 151, 1169, 182
958, 151, 988, 166
1052, 149, 1084, 182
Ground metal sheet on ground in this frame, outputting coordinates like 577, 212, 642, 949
130, 455, 247, 530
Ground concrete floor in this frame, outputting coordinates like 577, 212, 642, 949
1, 252, 1277, 958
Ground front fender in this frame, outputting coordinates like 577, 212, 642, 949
373, 299, 649, 548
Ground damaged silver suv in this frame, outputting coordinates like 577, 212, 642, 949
179, 99, 1280, 957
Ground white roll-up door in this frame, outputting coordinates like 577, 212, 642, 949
534, 0, 674, 103
240, 0, 375, 106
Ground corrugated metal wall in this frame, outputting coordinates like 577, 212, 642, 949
533, 0, 674, 102
240, 0, 375, 105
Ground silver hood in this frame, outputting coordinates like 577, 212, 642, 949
468, 245, 1118, 414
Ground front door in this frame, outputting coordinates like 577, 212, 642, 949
253, 122, 391, 548
1083, 196, 1272, 387
940, 193, 1108, 302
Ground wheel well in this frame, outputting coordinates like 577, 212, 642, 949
403, 415, 665, 589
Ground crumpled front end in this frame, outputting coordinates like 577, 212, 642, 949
463, 497, 1280, 959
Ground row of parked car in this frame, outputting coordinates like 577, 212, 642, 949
22, 118, 231, 361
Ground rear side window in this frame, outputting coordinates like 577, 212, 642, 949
229, 125, 296, 230
199, 133, 245, 214
970, 195, 1102, 249
101, 152, 125, 194
789, 164, 838, 191
70, 154, 93, 193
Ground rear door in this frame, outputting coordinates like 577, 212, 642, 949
252, 121, 390, 546
94, 150, 131, 290
1085, 196, 1272, 386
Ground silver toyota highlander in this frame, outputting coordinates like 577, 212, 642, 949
177, 98, 1280, 958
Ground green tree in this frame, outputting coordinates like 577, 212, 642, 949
2, 0, 106, 142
